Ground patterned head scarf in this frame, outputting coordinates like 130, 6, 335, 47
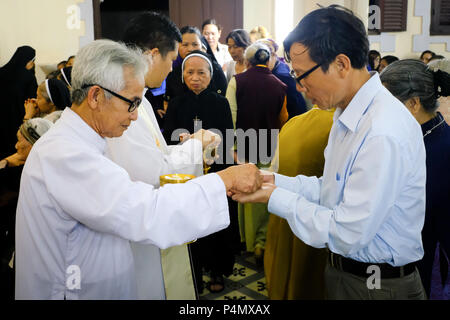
19, 118, 53, 145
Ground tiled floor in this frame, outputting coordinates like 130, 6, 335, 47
199, 252, 268, 300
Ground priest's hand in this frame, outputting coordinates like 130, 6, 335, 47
191, 129, 221, 150
231, 183, 276, 204
216, 163, 263, 196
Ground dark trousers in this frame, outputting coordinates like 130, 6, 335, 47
325, 261, 427, 300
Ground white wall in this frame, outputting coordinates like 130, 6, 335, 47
369, 0, 449, 59
0, 0, 94, 83
243, 0, 275, 40
244, 0, 449, 60
2, 0, 448, 84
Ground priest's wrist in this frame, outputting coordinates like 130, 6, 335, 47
216, 168, 233, 192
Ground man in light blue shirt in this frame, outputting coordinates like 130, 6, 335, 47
232, 5, 427, 299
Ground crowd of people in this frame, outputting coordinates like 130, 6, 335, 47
0, 5, 449, 300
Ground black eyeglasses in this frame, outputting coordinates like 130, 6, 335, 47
82, 84, 142, 112
290, 63, 322, 88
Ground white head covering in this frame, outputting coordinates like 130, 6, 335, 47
60, 68, 71, 87
20, 118, 53, 145
181, 53, 213, 83
44, 79, 55, 104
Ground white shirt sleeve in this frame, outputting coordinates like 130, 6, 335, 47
41, 143, 229, 249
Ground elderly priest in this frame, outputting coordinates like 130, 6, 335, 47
15, 39, 262, 300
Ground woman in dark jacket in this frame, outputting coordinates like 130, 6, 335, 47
381, 59, 450, 299
164, 26, 227, 105
258, 38, 307, 118
163, 51, 238, 293
0, 46, 38, 159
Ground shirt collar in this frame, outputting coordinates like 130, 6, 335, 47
60, 108, 106, 153
337, 71, 382, 132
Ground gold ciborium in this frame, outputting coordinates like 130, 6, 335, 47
160, 173, 196, 186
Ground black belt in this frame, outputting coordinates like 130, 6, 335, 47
328, 251, 416, 279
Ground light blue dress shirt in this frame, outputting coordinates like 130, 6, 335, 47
268, 72, 426, 267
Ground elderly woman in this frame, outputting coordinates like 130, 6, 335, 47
165, 26, 227, 105
23, 78, 71, 121
258, 38, 307, 118
163, 50, 238, 294
226, 42, 288, 261
224, 29, 252, 83
0, 118, 53, 299
380, 59, 450, 299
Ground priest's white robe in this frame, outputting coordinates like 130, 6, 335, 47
15, 108, 229, 300
106, 90, 203, 300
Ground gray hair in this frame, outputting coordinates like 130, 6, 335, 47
71, 39, 148, 105
380, 59, 439, 113
244, 42, 271, 66
427, 58, 450, 73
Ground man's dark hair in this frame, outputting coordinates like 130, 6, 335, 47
283, 5, 369, 72
122, 11, 182, 57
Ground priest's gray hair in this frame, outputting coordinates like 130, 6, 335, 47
71, 39, 148, 105
245, 42, 271, 66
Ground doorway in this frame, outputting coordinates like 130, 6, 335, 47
94, 0, 170, 41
